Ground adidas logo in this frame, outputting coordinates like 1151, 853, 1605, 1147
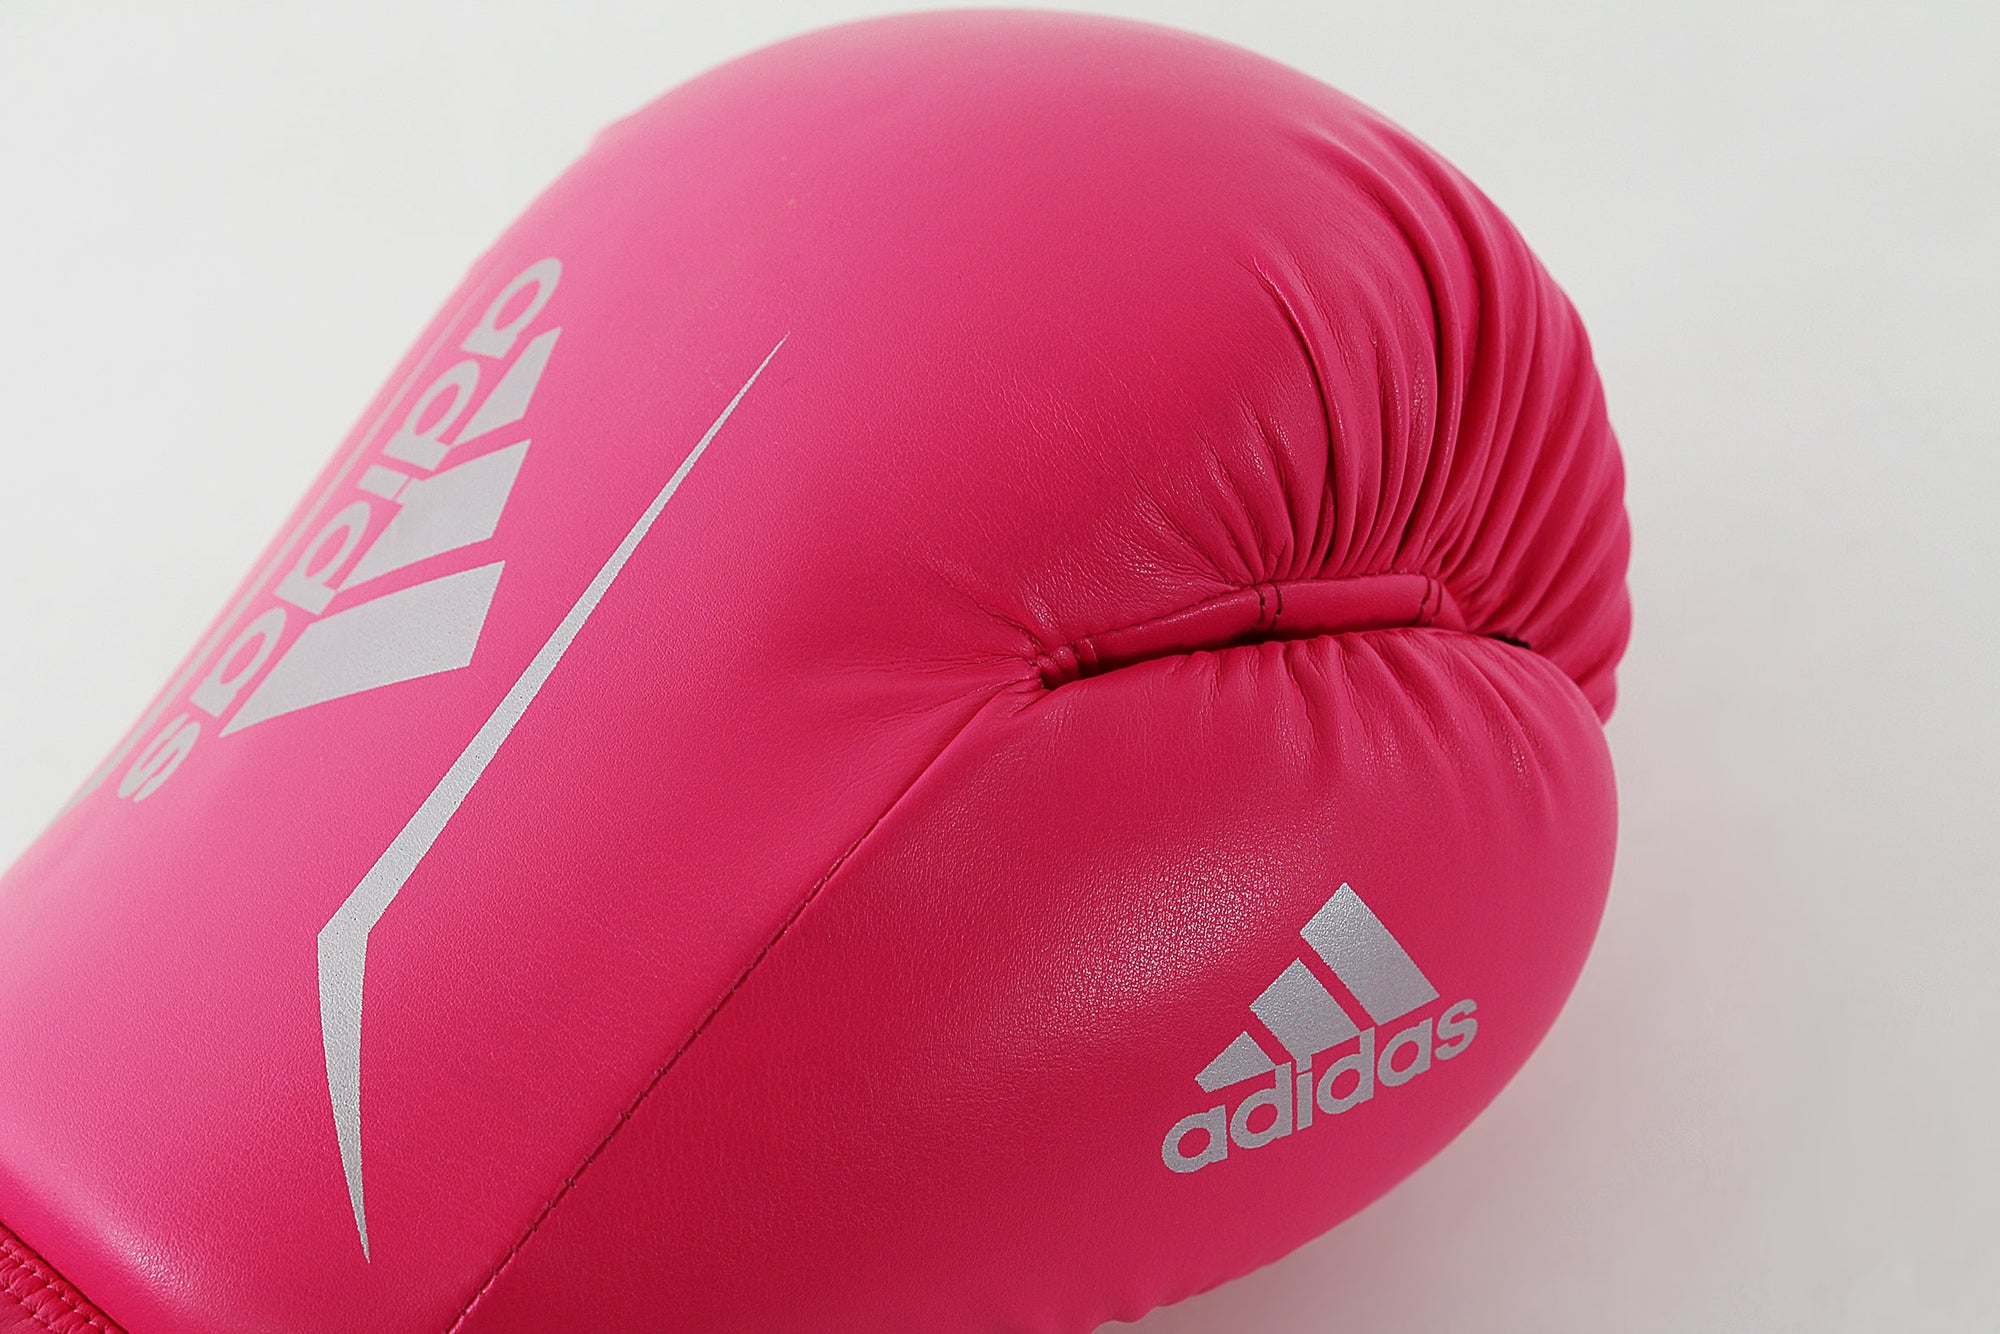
89, 257, 567, 806
1161, 883, 1477, 1174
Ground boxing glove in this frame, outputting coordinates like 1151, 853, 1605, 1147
0, 11, 1630, 1332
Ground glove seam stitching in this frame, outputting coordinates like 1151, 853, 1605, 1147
1033, 571, 1492, 688
440, 682, 1022, 1333
0, 1230, 114, 1334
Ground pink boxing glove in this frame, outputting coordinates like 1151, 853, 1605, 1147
0, 11, 1629, 1332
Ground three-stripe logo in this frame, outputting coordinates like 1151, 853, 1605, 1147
78, 257, 568, 809
1163, 883, 1478, 1174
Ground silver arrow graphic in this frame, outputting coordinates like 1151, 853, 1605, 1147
318, 337, 786, 1258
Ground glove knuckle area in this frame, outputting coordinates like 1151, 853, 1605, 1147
456, 630, 1615, 1333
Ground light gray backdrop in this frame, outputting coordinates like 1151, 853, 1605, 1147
1, 2, 1994, 1329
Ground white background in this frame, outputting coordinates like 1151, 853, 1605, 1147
2, 2, 1995, 1330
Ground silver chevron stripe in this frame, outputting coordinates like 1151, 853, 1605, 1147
1299, 883, 1438, 1025
318, 338, 785, 1258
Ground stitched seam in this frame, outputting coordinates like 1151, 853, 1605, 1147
0, 1240, 99, 1334
1035, 571, 1480, 688
441, 684, 1021, 1333
0, 1233, 112, 1334
0, 1238, 100, 1333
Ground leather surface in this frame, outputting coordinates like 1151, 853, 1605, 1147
0, 11, 1628, 1332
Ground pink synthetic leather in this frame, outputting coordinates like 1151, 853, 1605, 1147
0, 12, 1628, 1333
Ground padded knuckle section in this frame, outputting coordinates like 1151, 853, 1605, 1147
453, 631, 1615, 1332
